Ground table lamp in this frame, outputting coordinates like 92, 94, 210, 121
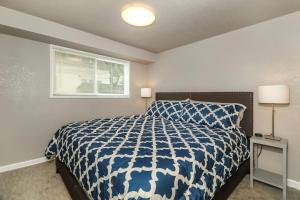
258, 85, 289, 141
141, 88, 152, 112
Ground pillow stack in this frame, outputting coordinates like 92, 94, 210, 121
146, 99, 246, 130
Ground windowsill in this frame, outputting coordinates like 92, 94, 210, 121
49, 94, 130, 99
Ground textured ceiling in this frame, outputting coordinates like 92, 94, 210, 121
0, 0, 300, 53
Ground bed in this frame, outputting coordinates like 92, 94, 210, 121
46, 92, 253, 200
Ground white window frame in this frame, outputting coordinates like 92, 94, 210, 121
50, 45, 130, 98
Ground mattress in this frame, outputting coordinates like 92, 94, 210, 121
45, 115, 249, 200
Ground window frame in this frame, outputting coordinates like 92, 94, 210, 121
50, 45, 130, 99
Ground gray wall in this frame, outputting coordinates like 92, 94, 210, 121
1, 10, 300, 184
0, 33, 148, 166
149, 11, 300, 182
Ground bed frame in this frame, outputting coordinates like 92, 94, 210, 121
56, 92, 253, 200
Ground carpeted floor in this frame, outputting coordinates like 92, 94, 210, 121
0, 161, 299, 200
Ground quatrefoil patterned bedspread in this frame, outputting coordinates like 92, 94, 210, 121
45, 115, 249, 200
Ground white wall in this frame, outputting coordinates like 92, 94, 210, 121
0, 33, 148, 166
149, 11, 300, 183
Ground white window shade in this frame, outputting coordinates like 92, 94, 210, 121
54, 51, 95, 94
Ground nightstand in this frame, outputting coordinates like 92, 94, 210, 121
250, 136, 288, 200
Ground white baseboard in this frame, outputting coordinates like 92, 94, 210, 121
0, 157, 300, 191
0, 157, 49, 173
288, 179, 300, 190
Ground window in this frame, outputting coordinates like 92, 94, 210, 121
50, 45, 130, 98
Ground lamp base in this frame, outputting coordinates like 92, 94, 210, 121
264, 134, 281, 141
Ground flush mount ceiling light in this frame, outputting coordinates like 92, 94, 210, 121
121, 5, 155, 27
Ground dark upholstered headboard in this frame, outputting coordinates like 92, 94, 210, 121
156, 92, 253, 137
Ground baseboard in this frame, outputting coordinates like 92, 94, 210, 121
288, 179, 300, 190
0, 157, 49, 173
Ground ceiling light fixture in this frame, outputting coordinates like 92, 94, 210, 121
121, 5, 155, 27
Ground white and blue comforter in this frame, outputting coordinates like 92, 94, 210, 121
45, 115, 249, 200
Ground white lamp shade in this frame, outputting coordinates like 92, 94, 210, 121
258, 85, 289, 104
141, 88, 152, 98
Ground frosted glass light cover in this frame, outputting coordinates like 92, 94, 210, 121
122, 6, 155, 27
141, 88, 152, 98
258, 85, 289, 104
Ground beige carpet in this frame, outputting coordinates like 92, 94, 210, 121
0, 161, 299, 200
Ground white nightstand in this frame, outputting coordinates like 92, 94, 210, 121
250, 136, 288, 200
